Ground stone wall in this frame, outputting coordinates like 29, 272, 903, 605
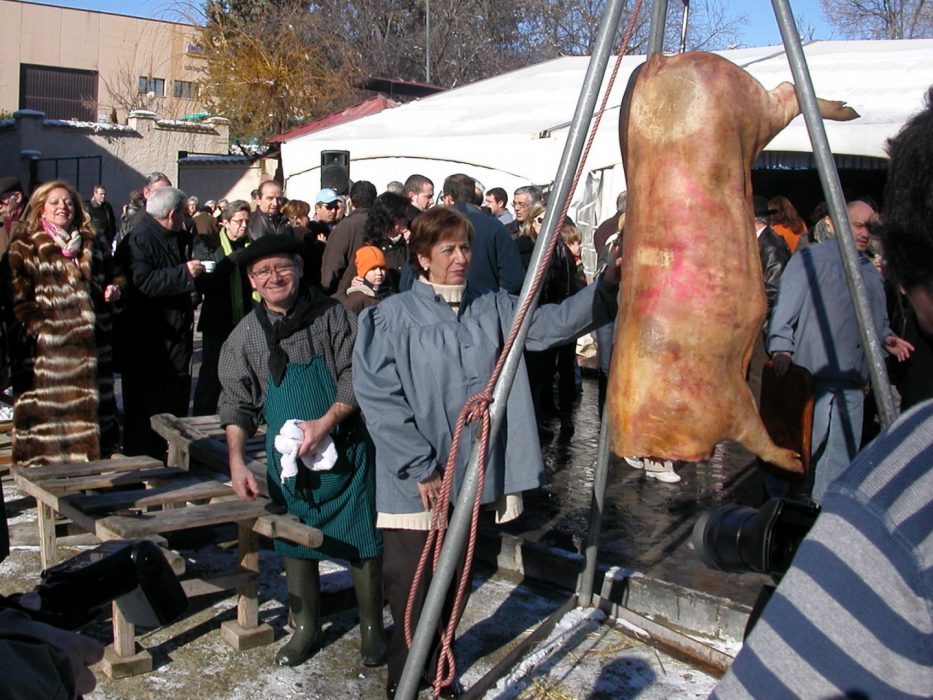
0, 109, 232, 210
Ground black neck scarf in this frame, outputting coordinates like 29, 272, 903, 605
255, 289, 332, 387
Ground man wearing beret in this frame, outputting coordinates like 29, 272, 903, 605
217, 234, 385, 669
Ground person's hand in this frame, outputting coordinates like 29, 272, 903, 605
350, 275, 364, 288
417, 470, 443, 512
103, 284, 121, 303
884, 334, 914, 362
0, 609, 104, 697
601, 241, 622, 287
771, 351, 793, 377
230, 459, 259, 501
295, 418, 334, 457
185, 260, 204, 278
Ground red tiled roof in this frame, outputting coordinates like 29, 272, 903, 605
267, 96, 399, 144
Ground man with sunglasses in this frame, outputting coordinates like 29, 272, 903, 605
312, 188, 340, 231
248, 180, 293, 240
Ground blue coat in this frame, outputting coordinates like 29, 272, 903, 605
353, 278, 616, 515
767, 239, 892, 384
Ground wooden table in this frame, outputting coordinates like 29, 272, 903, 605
14, 440, 321, 677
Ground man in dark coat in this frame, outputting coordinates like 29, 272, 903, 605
248, 180, 292, 240
120, 186, 204, 457
320, 180, 377, 293
441, 173, 523, 294
85, 185, 117, 250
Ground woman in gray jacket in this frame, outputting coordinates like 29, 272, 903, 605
352, 206, 619, 697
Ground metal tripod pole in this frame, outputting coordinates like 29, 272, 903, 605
771, 0, 897, 428
578, 0, 669, 611
394, 0, 631, 697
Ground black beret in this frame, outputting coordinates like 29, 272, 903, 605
0, 177, 22, 197
238, 234, 303, 268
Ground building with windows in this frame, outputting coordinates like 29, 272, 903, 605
0, 0, 208, 123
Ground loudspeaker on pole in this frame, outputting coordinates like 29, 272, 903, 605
320, 150, 350, 195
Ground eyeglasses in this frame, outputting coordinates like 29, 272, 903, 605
250, 263, 297, 280
323, 202, 339, 210
228, 218, 249, 227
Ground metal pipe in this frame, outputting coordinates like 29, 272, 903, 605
647, 0, 668, 55
770, 0, 897, 428
394, 0, 631, 696
679, 0, 690, 53
577, 409, 611, 607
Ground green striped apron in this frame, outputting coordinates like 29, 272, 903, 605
263, 355, 381, 560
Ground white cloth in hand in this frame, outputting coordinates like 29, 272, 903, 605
274, 419, 339, 483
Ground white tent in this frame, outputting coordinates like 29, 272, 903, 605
281, 39, 933, 234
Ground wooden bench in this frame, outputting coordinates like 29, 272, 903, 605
14, 454, 322, 678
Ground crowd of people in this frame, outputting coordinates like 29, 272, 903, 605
0, 97, 930, 695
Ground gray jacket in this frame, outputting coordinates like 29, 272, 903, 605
767, 239, 891, 384
353, 278, 617, 515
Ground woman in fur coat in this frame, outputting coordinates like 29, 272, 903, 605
7, 180, 124, 467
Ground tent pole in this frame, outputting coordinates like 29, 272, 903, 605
647, 0, 669, 54
770, 0, 897, 428
394, 0, 631, 697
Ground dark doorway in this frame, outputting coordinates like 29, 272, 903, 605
20, 64, 99, 122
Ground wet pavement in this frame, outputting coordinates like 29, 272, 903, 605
496, 372, 772, 608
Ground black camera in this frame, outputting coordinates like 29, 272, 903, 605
7, 540, 188, 630
692, 498, 820, 636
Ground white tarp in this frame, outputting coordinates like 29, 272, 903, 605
281, 39, 933, 229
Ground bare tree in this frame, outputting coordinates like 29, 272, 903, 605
820, 0, 933, 39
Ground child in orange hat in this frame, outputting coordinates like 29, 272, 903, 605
336, 245, 393, 314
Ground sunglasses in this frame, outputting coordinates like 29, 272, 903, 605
323, 202, 339, 210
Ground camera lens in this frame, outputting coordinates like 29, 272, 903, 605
691, 505, 761, 572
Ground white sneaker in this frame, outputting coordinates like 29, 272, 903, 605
624, 457, 644, 469
644, 459, 681, 483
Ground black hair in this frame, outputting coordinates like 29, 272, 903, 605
876, 87, 933, 294
364, 192, 409, 244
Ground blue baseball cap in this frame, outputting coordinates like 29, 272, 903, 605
315, 188, 339, 205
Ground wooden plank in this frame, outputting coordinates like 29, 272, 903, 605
36, 467, 186, 494
180, 572, 256, 597
150, 413, 211, 445
66, 478, 233, 514
253, 513, 323, 549
37, 501, 57, 569
13, 456, 162, 482
236, 521, 259, 629
188, 438, 270, 499
112, 604, 136, 658
95, 499, 272, 539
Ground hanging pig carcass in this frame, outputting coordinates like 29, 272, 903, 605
606, 51, 858, 474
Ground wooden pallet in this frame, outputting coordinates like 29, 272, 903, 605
13, 454, 322, 677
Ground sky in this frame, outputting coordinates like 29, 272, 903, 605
27, 0, 835, 48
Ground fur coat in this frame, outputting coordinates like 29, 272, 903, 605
7, 222, 120, 466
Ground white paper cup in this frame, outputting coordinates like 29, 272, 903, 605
202, 260, 216, 273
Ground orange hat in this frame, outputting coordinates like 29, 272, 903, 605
355, 246, 387, 277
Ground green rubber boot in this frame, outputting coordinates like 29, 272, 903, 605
350, 556, 387, 667
275, 557, 321, 667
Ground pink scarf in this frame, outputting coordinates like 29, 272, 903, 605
41, 218, 83, 259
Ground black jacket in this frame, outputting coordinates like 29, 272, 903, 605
758, 225, 791, 323
247, 210, 292, 240
192, 233, 253, 337
121, 214, 196, 376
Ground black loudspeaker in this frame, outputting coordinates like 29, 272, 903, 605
321, 150, 350, 195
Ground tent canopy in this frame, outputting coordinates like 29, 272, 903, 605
281, 39, 932, 228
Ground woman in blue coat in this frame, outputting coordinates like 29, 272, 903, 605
353, 207, 619, 696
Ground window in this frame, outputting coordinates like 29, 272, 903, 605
138, 77, 165, 97
173, 80, 197, 100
